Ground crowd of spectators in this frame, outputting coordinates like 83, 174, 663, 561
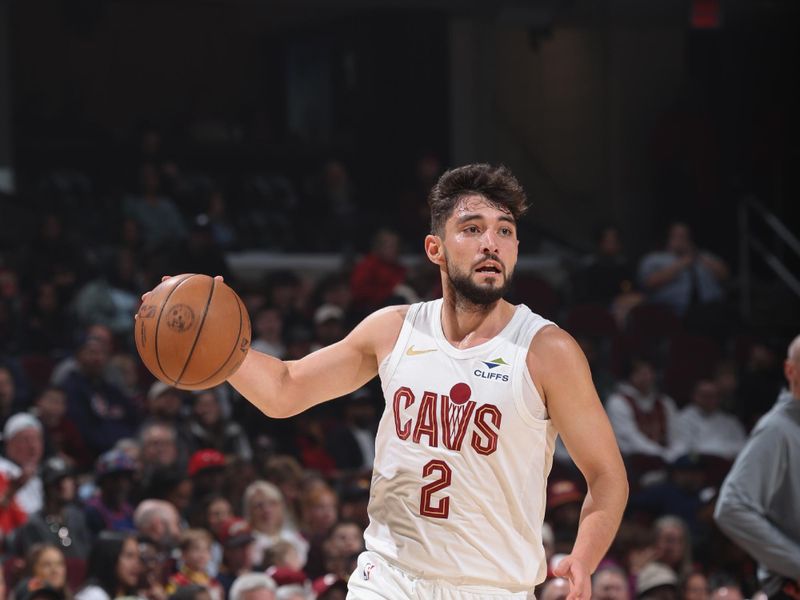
0, 141, 794, 600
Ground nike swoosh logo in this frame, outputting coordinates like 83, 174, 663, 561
406, 345, 437, 356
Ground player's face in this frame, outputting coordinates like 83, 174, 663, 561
434, 196, 519, 306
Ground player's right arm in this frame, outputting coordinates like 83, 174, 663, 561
227, 305, 407, 418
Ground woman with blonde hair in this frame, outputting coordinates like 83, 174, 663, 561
242, 480, 308, 569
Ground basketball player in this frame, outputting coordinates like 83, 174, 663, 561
149, 164, 628, 598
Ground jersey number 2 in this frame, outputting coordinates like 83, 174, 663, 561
420, 459, 452, 518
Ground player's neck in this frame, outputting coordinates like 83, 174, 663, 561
440, 295, 515, 350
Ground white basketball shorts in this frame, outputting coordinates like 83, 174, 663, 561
346, 551, 536, 600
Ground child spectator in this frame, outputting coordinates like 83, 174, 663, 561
166, 529, 223, 600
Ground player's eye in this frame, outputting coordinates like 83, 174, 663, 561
500, 227, 513, 236
465, 225, 480, 234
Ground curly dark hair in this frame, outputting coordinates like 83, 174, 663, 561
427, 163, 529, 235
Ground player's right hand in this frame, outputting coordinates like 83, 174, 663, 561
553, 554, 590, 600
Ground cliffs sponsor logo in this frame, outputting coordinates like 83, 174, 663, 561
474, 356, 510, 382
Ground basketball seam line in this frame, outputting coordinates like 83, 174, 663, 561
182, 287, 243, 387
154, 273, 196, 385
175, 276, 216, 386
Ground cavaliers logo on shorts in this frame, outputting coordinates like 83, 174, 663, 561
166, 304, 195, 332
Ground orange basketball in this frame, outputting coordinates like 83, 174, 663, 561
135, 274, 251, 390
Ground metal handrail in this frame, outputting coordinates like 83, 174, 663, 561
739, 197, 800, 318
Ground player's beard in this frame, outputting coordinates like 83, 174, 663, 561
444, 253, 514, 309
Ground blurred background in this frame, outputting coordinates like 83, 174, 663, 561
0, 0, 799, 599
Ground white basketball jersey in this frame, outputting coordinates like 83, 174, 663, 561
364, 299, 558, 591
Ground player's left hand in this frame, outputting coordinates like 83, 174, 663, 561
552, 554, 591, 600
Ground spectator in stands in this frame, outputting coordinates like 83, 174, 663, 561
200, 494, 233, 576
124, 163, 187, 252
638, 222, 728, 317
16, 544, 70, 600
545, 480, 584, 555
336, 480, 370, 532
326, 521, 363, 564
75, 532, 141, 600
637, 562, 680, 600
299, 485, 337, 577
205, 190, 238, 251
71, 266, 140, 337
628, 455, 708, 534
133, 499, 181, 556
61, 335, 137, 458
736, 340, 786, 430
573, 225, 637, 307
251, 307, 285, 359
166, 529, 223, 600
19, 281, 73, 355
682, 571, 710, 600
169, 585, 212, 600
243, 481, 308, 570
708, 575, 744, 600
654, 516, 692, 579
137, 536, 170, 598
325, 392, 377, 472
274, 584, 306, 600
0, 364, 22, 427
50, 325, 114, 387
84, 449, 137, 535
216, 517, 257, 597
20, 213, 83, 302
144, 467, 193, 523
0, 469, 28, 534
13, 456, 91, 559
31, 386, 91, 469
592, 566, 631, 600
672, 380, 746, 460
264, 271, 305, 332
0, 413, 45, 514
144, 382, 186, 425
606, 356, 681, 472
229, 572, 277, 600
311, 305, 346, 351
262, 456, 304, 529
139, 421, 182, 478
349, 229, 406, 312
314, 275, 353, 323
187, 450, 228, 512
184, 390, 252, 461
540, 578, 570, 600
177, 217, 231, 282
714, 333, 800, 600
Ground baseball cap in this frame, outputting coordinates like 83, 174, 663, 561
547, 480, 584, 510
3, 413, 42, 441
187, 449, 226, 477
147, 381, 179, 402
636, 562, 678, 596
313, 304, 344, 325
96, 449, 137, 479
218, 517, 254, 548
40, 456, 73, 487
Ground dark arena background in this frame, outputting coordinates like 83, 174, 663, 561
0, 0, 799, 599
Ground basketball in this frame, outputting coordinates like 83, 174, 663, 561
135, 274, 251, 390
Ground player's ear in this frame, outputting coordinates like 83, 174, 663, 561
424, 234, 444, 266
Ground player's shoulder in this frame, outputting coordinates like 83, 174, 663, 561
350, 304, 411, 359
352, 304, 410, 341
525, 323, 584, 376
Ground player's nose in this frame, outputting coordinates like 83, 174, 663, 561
480, 230, 500, 254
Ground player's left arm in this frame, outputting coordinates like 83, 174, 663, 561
529, 326, 629, 598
